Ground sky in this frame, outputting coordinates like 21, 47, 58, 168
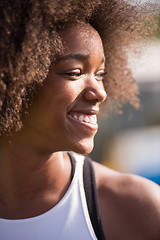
127, 0, 160, 4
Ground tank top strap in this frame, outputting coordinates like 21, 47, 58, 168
68, 152, 106, 240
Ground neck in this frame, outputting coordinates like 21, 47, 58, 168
0, 133, 72, 219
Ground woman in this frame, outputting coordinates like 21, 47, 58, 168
0, 1, 160, 239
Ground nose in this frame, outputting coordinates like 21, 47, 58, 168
83, 81, 107, 104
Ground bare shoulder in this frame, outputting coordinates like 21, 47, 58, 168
93, 160, 160, 198
92, 161, 160, 240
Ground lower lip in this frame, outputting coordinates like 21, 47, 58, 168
67, 114, 98, 132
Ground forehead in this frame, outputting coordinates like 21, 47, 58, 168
59, 24, 104, 57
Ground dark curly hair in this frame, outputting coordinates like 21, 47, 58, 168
0, 0, 159, 136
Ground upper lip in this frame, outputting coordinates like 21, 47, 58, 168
67, 108, 99, 115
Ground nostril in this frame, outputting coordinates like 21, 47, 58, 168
84, 90, 97, 100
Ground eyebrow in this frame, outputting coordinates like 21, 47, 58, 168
56, 53, 90, 62
56, 53, 106, 63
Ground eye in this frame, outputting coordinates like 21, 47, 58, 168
95, 70, 107, 81
63, 69, 82, 79
65, 72, 81, 77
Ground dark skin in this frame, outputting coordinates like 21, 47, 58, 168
0, 24, 160, 240
94, 161, 160, 240
0, 24, 106, 217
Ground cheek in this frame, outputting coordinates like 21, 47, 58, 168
53, 81, 83, 106
45, 71, 85, 104
36, 75, 84, 127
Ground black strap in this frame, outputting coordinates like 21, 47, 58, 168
83, 157, 106, 240
68, 153, 106, 240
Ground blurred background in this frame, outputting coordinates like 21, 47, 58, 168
90, 12, 160, 185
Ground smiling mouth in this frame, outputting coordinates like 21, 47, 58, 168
67, 112, 98, 130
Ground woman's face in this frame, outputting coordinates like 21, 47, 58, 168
28, 24, 107, 154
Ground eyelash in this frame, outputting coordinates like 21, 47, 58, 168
64, 71, 107, 80
95, 71, 107, 80
65, 72, 81, 77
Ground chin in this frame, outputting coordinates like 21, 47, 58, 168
71, 139, 94, 155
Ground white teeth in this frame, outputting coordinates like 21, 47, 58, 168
73, 115, 78, 120
84, 116, 90, 123
69, 113, 97, 125
79, 115, 84, 121
90, 115, 96, 124
90, 116, 94, 124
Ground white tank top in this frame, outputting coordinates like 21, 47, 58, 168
0, 153, 98, 240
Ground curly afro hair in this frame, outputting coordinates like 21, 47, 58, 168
0, 0, 159, 136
